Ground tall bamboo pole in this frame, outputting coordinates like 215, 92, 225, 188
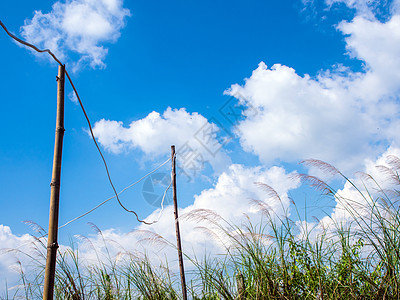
171, 145, 187, 300
43, 65, 65, 300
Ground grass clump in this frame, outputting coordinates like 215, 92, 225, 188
3, 157, 400, 299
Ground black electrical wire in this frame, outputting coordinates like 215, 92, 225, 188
0, 19, 157, 225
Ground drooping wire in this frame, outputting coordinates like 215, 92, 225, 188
64, 70, 158, 225
146, 173, 173, 224
0, 20, 161, 225
146, 153, 176, 224
59, 157, 171, 229
1, 158, 172, 255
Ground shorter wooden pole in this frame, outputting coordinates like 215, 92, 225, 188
171, 145, 187, 300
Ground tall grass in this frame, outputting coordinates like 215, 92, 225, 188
3, 157, 400, 299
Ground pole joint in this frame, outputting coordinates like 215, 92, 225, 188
47, 242, 59, 250
50, 181, 60, 187
56, 126, 65, 133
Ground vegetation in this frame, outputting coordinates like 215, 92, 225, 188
3, 157, 400, 299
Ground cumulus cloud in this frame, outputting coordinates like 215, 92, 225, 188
136, 164, 300, 258
20, 0, 130, 70
165, 164, 297, 224
187, 164, 300, 223
76, 164, 300, 264
292, 145, 400, 247
92, 107, 232, 177
225, 9, 400, 173
338, 15, 400, 95
0, 225, 38, 292
299, 146, 400, 246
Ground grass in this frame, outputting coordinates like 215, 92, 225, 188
2, 157, 400, 299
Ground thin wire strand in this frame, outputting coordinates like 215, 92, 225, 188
0, 20, 157, 225
147, 153, 176, 224
64, 70, 156, 225
59, 157, 171, 229
4, 163, 173, 254
147, 176, 173, 224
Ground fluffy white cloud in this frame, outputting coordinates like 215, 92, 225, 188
137, 164, 300, 257
338, 15, 400, 96
189, 164, 299, 222
313, 146, 400, 234
71, 164, 299, 267
226, 10, 400, 173
92, 107, 232, 176
21, 0, 130, 70
0, 225, 38, 294
293, 146, 400, 248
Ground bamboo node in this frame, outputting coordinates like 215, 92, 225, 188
50, 181, 60, 187
47, 242, 59, 250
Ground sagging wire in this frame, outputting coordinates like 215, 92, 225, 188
142, 152, 176, 224
1, 157, 172, 255
59, 157, 172, 229
0, 20, 161, 225
65, 70, 159, 225
146, 174, 173, 224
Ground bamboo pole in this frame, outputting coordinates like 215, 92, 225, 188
171, 145, 187, 300
43, 65, 65, 300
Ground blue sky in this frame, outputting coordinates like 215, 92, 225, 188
1, 0, 400, 291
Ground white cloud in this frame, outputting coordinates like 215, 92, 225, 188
338, 15, 400, 96
70, 164, 299, 268
0, 225, 38, 294
225, 10, 400, 173
317, 146, 400, 231
20, 0, 130, 70
139, 164, 300, 256
189, 164, 299, 223
292, 146, 400, 250
92, 107, 232, 177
